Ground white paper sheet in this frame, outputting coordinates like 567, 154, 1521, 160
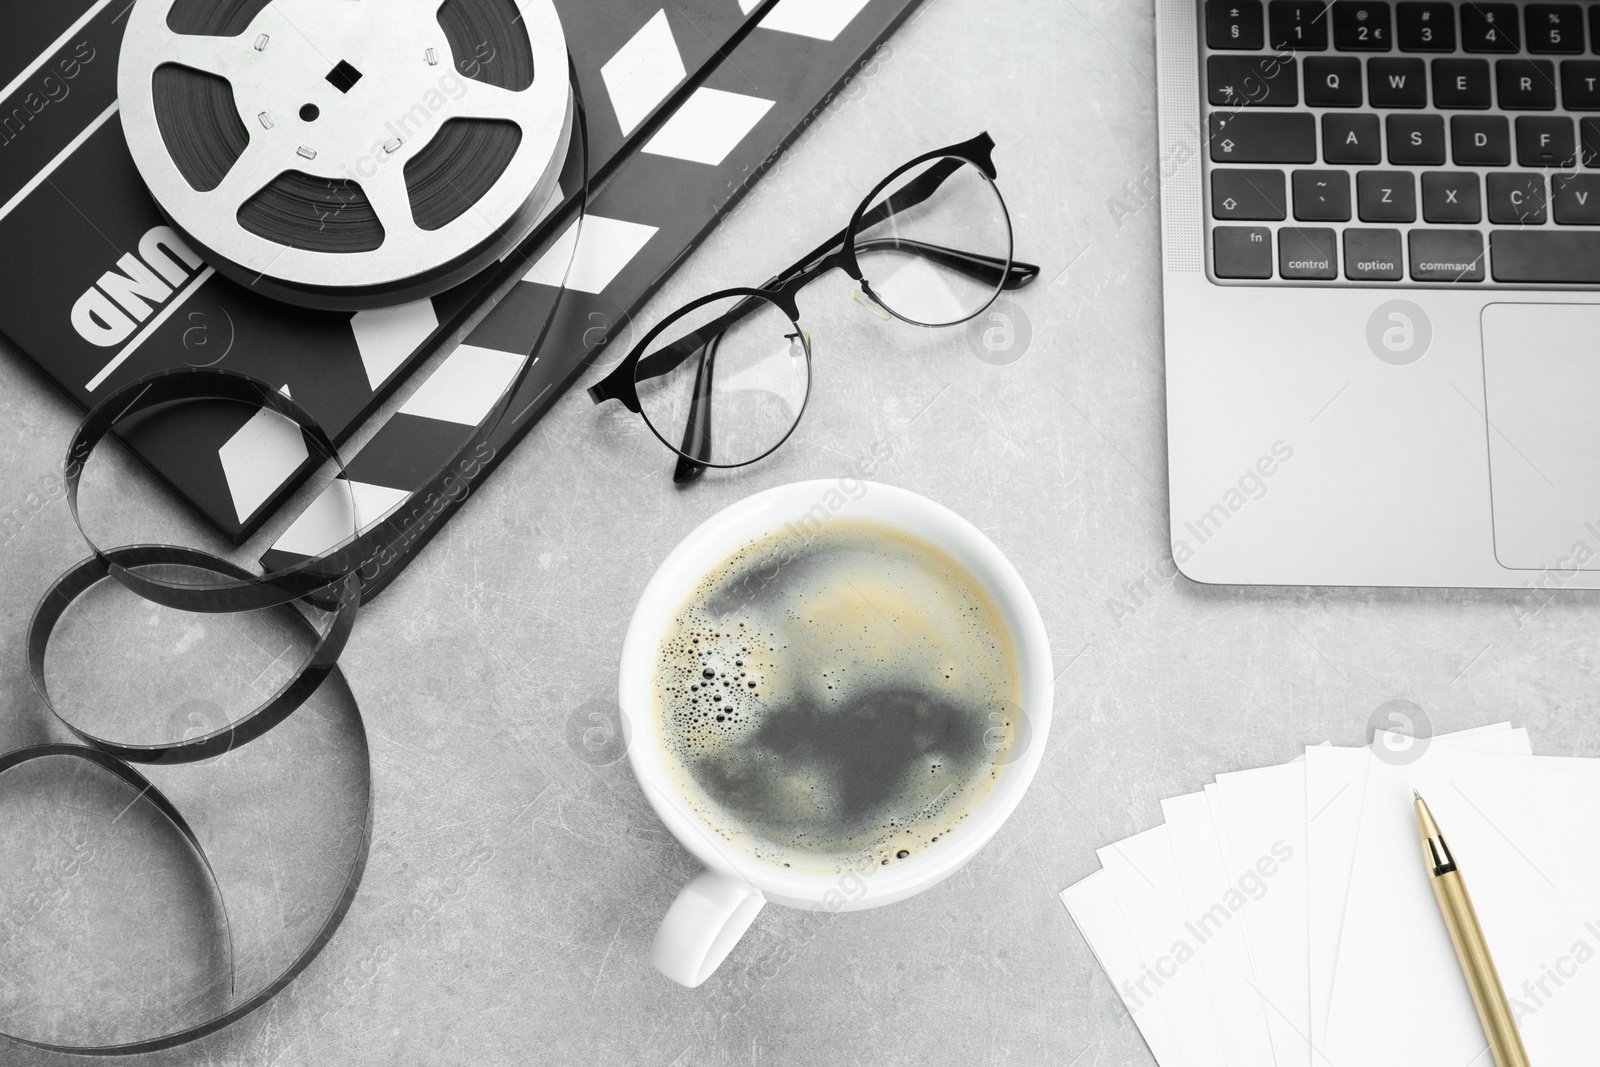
1214, 758, 1314, 1067
1098, 823, 1230, 1067
1061, 869, 1187, 1067
1326, 749, 1600, 1066
1162, 789, 1277, 1067
1304, 725, 1522, 1060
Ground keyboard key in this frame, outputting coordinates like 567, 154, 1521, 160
1490, 230, 1600, 281
1270, 1, 1329, 50
1552, 174, 1600, 223
1593, 5, 1600, 53
1358, 170, 1417, 220
1486, 173, 1549, 223
1209, 55, 1300, 106
1213, 226, 1275, 277
1422, 171, 1481, 222
1387, 114, 1445, 163
1497, 60, 1558, 110
1525, 4, 1584, 54
1433, 59, 1491, 108
1305, 57, 1364, 105
1323, 112, 1382, 162
1209, 112, 1318, 161
1279, 227, 1339, 278
1396, 2, 1454, 51
1213, 169, 1289, 219
1344, 227, 1405, 278
1293, 169, 1353, 219
1208, 1, 1266, 49
1461, 3, 1519, 52
1369, 58, 1426, 106
1584, 118, 1600, 166
1332, 1, 1391, 50
1408, 229, 1485, 281
1562, 61, 1600, 111
1451, 115, 1511, 165
1517, 116, 1576, 166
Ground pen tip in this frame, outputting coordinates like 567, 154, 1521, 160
1413, 789, 1422, 800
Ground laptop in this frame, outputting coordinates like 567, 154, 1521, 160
1156, 0, 1600, 589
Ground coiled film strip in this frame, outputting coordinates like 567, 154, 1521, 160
0, 68, 589, 1056
2, 372, 369, 1055
118, 0, 573, 310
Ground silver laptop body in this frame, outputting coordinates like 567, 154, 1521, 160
1156, 0, 1600, 590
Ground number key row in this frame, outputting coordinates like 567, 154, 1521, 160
1206, 2, 1593, 55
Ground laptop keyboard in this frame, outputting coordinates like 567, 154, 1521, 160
1200, 1, 1600, 285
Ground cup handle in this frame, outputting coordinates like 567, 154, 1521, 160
650, 869, 766, 987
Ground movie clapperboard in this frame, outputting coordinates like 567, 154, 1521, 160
0, 0, 923, 599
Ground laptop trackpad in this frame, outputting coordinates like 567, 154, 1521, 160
1483, 303, 1600, 571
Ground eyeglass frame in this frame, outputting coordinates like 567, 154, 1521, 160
588, 131, 1040, 480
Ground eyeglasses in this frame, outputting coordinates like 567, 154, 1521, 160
587, 132, 1039, 483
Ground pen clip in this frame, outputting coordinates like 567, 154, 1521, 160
1425, 834, 1457, 877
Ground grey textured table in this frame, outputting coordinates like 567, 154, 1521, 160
2, 1, 1598, 1064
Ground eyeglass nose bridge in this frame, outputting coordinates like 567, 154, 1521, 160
762, 248, 858, 316
766, 288, 805, 323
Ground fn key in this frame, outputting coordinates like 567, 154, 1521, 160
1214, 226, 1273, 279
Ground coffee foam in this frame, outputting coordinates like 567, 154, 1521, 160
652, 516, 1022, 875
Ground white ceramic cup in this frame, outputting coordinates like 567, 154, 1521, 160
618, 480, 1053, 987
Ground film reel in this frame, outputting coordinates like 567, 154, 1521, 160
117, 0, 572, 310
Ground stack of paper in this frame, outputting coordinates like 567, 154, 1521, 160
1062, 724, 1600, 1066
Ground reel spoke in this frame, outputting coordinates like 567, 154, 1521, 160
207, 136, 291, 218
358, 162, 421, 242
444, 82, 532, 125
159, 32, 241, 80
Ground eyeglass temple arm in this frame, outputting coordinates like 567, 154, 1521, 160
852, 156, 965, 234
626, 296, 768, 388
672, 337, 717, 483
624, 236, 1035, 387
853, 237, 1038, 290
665, 157, 973, 314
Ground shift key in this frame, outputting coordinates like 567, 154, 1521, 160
1212, 169, 1288, 220
1209, 112, 1317, 162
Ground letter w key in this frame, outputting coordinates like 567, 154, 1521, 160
1369, 58, 1427, 107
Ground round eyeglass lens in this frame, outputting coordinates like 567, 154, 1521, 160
851, 156, 1013, 327
632, 293, 811, 468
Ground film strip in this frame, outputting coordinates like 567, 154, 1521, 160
0, 0, 765, 540
0, 50, 591, 1058
261, 0, 919, 598
1, 376, 377, 1055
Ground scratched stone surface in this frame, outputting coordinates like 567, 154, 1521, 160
2, 0, 1599, 1064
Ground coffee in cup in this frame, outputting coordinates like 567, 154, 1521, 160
652, 516, 1023, 875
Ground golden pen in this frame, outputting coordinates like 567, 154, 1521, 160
1414, 791, 1531, 1067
